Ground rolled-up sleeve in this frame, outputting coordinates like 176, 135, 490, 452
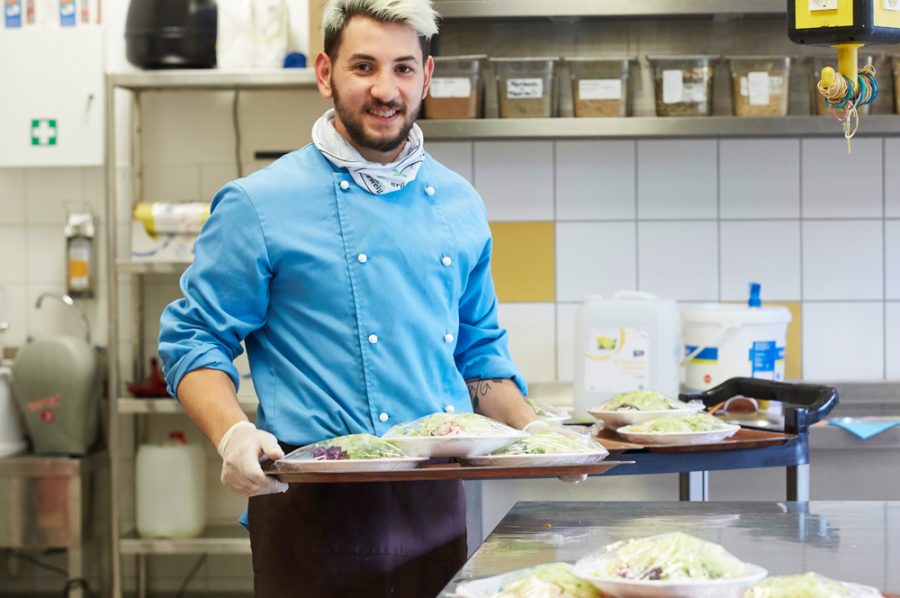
159, 182, 271, 398
454, 233, 528, 396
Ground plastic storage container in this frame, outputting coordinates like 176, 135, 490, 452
565, 57, 633, 117
681, 304, 791, 392
810, 54, 874, 115
424, 55, 485, 119
136, 431, 206, 539
648, 55, 717, 117
490, 57, 556, 118
572, 292, 681, 422
728, 56, 792, 117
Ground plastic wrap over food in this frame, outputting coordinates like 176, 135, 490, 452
276, 433, 408, 465
576, 532, 751, 582
620, 412, 729, 434
744, 573, 882, 598
133, 202, 210, 236
384, 412, 520, 438
492, 428, 608, 457
601, 389, 696, 412
527, 398, 571, 422
495, 563, 602, 598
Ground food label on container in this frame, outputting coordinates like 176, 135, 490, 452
506, 78, 544, 99
809, 0, 837, 10
662, 70, 684, 104
583, 328, 650, 392
748, 340, 785, 379
685, 82, 707, 103
886, 0, 900, 11
430, 77, 472, 98
747, 71, 770, 105
578, 79, 623, 100
740, 75, 783, 100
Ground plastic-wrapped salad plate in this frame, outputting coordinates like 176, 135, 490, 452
383, 413, 527, 458
455, 562, 603, 598
274, 433, 426, 472
616, 412, 740, 446
459, 428, 609, 467
527, 398, 572, 424
572, 532, 766, 598
588, 390, 704, 430
744, 572, 883, 598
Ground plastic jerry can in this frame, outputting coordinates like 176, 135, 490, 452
573, 291, 681, 421
136, 431, 206, 538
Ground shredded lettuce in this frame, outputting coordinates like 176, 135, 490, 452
495, 563, 602, 598
601, 390, 686, 411
527, 398, 570, 421
583, 532, 749, 581
493, 430, 606, 456
745, 573, 882, 598
310, 434, 407, 460
620, 412, 727, 434
385, 412, 516, 437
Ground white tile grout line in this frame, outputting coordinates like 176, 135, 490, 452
552, 140, 558, 381
798, 138, 804, 307
634, 140, 640, 290
883, 136, 888, 379
716, 139, 722, 303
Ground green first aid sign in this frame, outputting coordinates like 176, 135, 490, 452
31, 119, 58, 146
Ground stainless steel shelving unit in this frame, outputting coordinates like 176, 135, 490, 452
117, 397, 259, 415
433, 0, 786, 18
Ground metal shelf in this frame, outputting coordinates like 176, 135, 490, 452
116, 260, 190, 274
110, 69, 317, 91
433, 0, 786, 18
117, 397, 258, 414
418, 115, 900, 140
119, 525, 251, 555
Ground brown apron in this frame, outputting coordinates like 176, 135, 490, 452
248, 463, 467, 598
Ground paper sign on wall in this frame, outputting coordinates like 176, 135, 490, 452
809, 0, 838, 10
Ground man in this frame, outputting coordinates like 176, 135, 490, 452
159, 1, 541, 596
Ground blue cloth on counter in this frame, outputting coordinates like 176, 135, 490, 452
159, 144, 526, 448
827, 419, 900, 440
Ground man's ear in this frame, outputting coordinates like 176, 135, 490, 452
422, 55, 435, 100
315, 52, 334, 99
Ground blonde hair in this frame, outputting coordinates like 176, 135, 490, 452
322, 0, 440, 59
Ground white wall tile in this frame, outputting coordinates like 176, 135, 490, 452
720, 221, 801, 301
886, 139, 900, 217
802, 138, 882, 218
556, 222, 636, 302
638, 221, 718, 300
200, 163, 238, 202
0, 283, 28, 349
802, 220, 883, 300
885, 303, 900, 378
556, 303, 578, 382
26, 226, 66, 285
25, 167, 85, 225
803, 302, 883, 381
427, 142, 473, 183
26, 284, 95, 342
0, 169, 26, 225
637, 140, 717, 219
720, 139, 800, 219
0, 227, 27, 284
142, 163, 201, 203
473, 141, 554, 221
887, 221, 900, 300
496, 302, 556, 383
556, 140, 636, 220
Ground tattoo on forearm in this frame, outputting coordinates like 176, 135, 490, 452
466, 378, 504, 412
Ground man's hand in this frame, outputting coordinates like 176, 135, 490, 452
217, 421, 289, 496
523, 420, 588, 485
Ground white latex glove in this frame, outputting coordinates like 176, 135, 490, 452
522, 420, 588, 485
217, 421, 289, 496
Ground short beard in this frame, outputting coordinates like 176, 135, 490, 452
332, 83, 420, 153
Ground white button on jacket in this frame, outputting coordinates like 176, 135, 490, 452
425, 186, 435, 196
441, 256, 452, 267
444, 405, 456, 413
379, 412, 389, 422
444, 333, 454, 343
368, 334, 378, 344
357, 253, 368, 263
339, 180, 350, 190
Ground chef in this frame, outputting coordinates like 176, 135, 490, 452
158, 0, 543, 596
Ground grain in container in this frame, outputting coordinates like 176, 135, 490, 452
565, 56, 633, 117
490, 57, 556, 118
728, 56, 792, 117
648, 55, 717, 117
424, 55, 485, 119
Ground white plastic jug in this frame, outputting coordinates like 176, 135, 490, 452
136, 431, 206, 539
573, 291, 681, 421
681, 304, 792, 392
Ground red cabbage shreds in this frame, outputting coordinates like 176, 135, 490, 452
311, 446, 349, 460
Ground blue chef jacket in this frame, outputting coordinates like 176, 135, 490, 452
159, 144, 526, 447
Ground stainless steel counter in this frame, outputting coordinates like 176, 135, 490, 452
441, 501, 900, 595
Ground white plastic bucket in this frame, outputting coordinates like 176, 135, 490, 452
681, 304, 791, 392
573, 291, 681, 421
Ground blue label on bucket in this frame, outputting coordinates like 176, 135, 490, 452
686, 345, 718, 364
749, 340, 777, 374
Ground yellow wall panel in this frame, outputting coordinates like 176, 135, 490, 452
794, 0, 854, 29
489, 222, 555, 302
768, 301, 803, 380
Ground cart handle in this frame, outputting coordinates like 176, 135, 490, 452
679, 378, 838, 435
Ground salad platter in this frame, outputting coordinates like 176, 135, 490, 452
383, 412, 528, 457
593, 426, 796, 453
588, 390, 705, 430
459, 427, 609, 467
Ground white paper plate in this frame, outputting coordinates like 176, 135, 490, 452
454, 566, 570, 598
572, 560, 767, 598
458, 450, 609, 468
616, 424, 740, 446
588, 405, 705, 430
383, 432, 527, 458
273, 456, 427, 472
